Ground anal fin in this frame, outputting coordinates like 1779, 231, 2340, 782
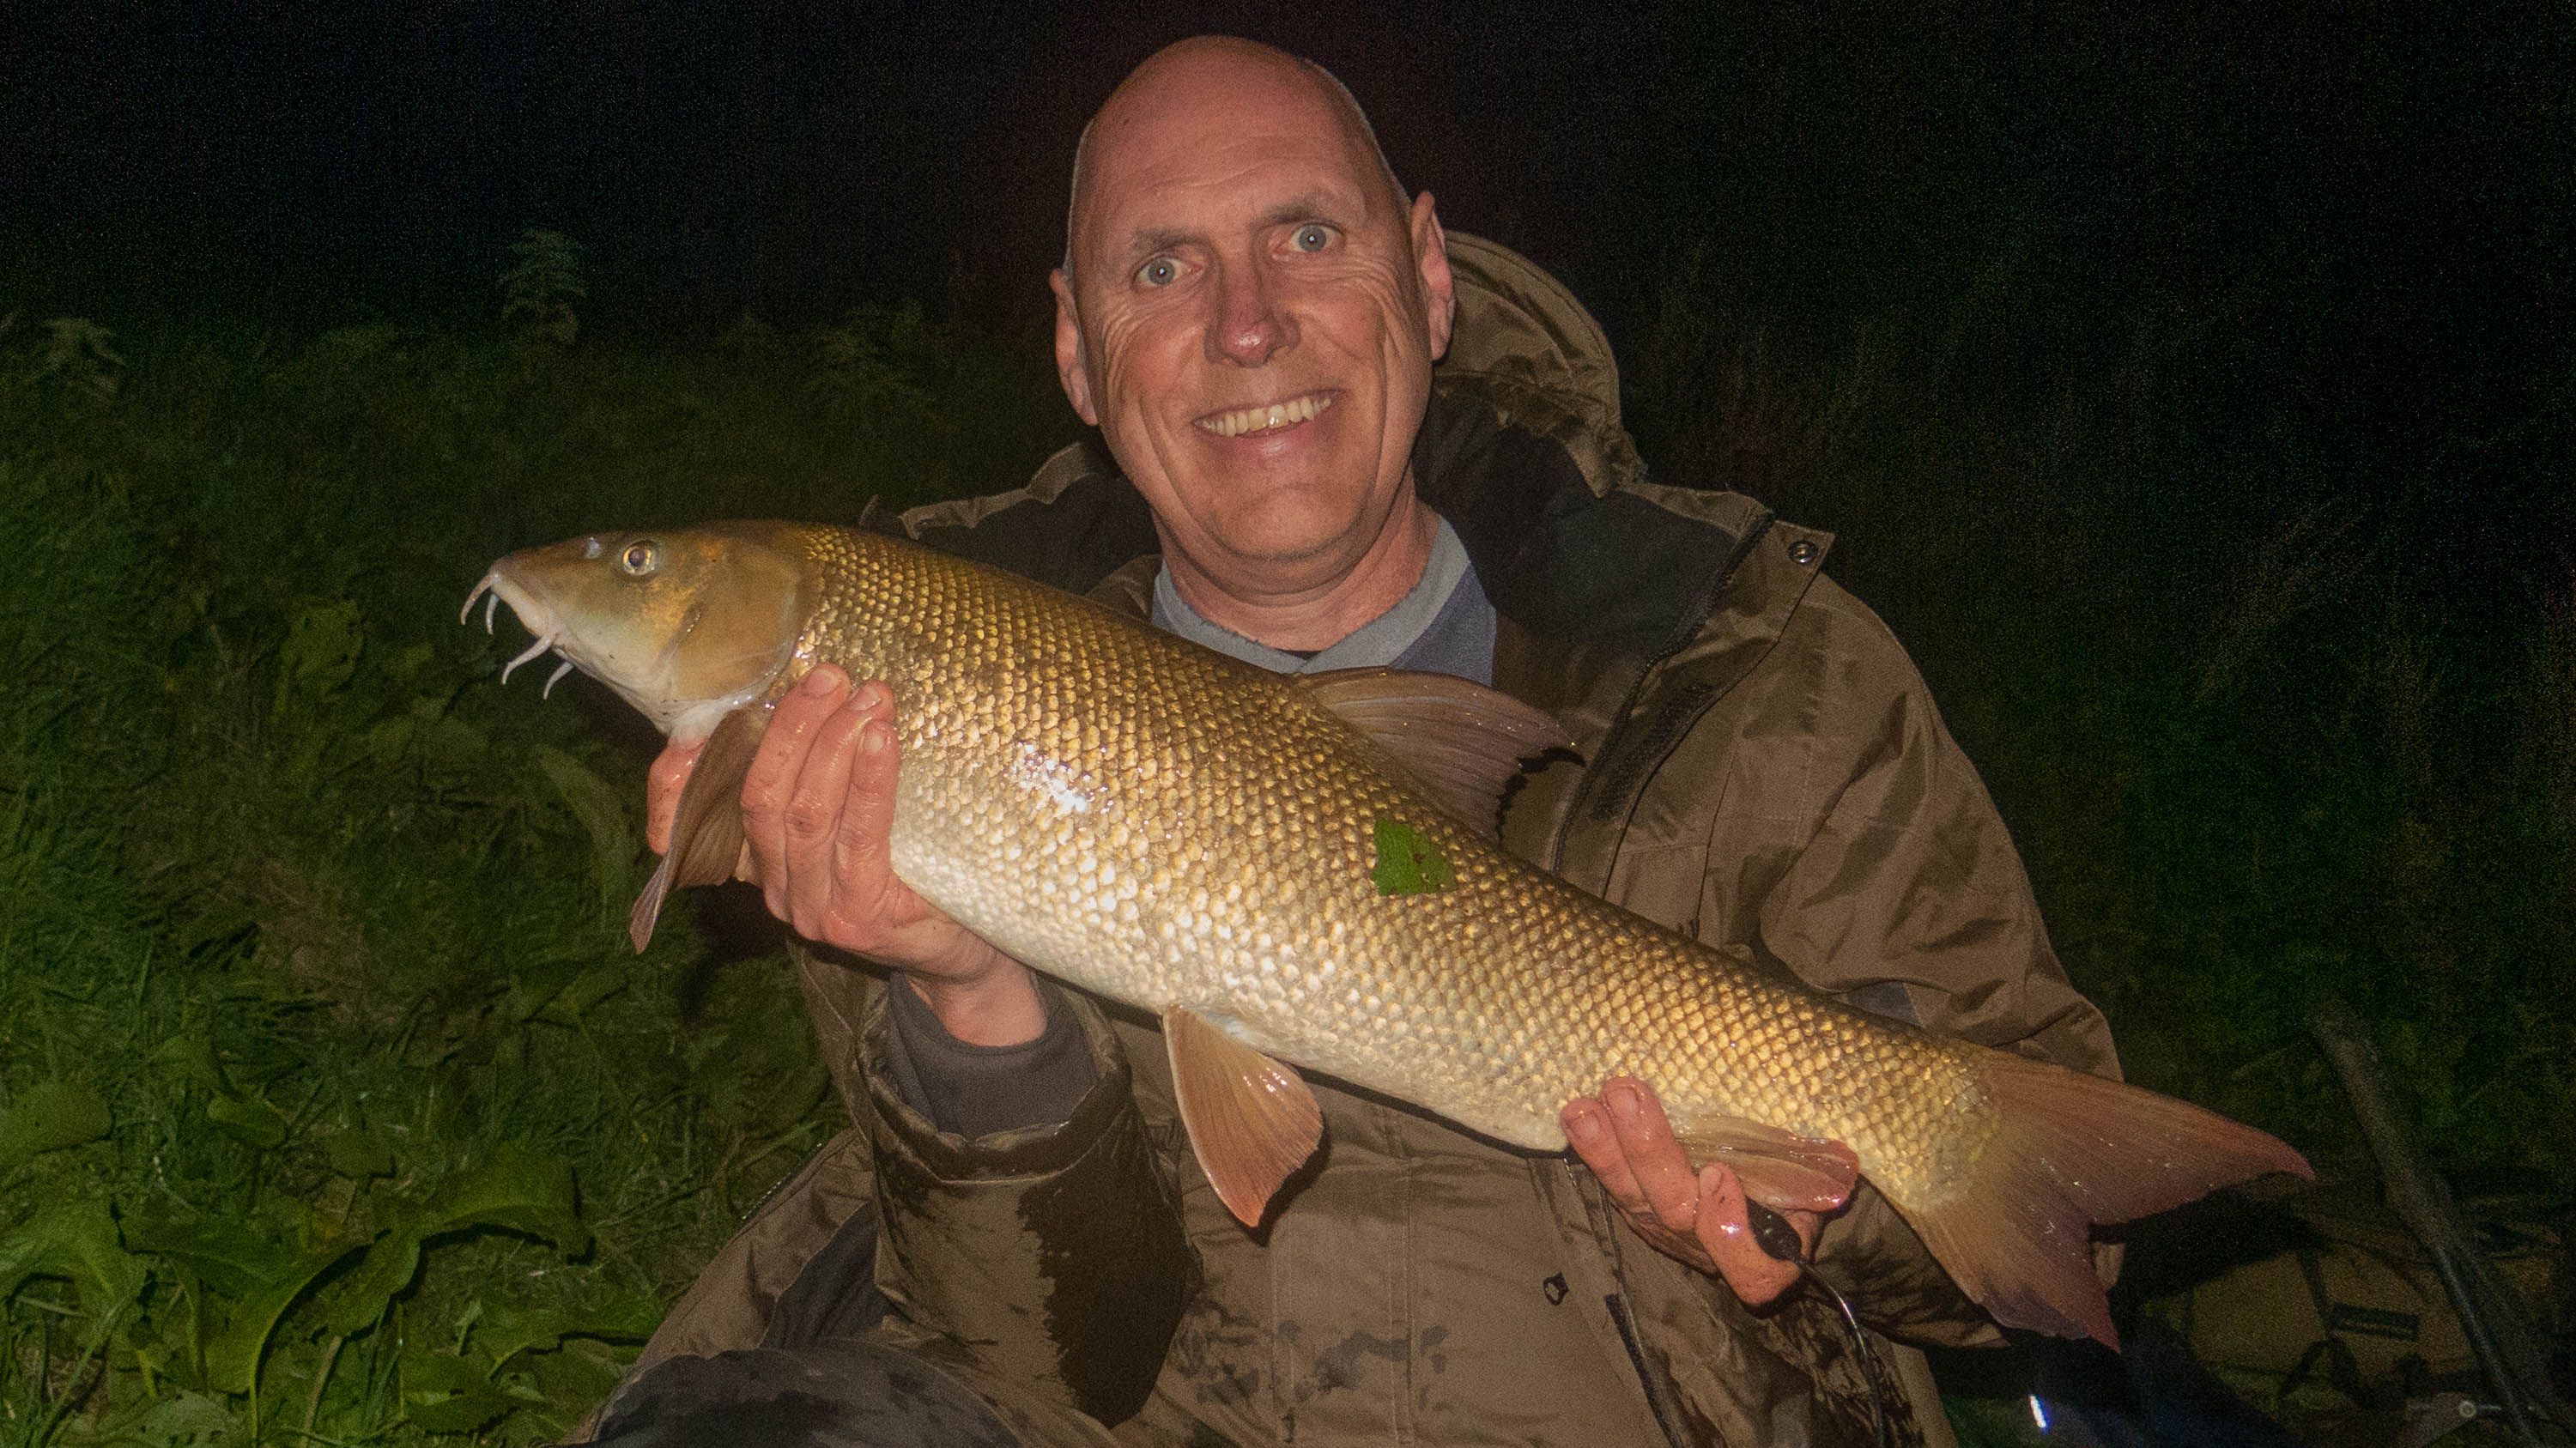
1670, 1113, 1861, 1215
629, 705, 770, 953
1162, 1006, 1323, 1228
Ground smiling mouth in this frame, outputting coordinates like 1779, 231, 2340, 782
1197, 391, 1336, 439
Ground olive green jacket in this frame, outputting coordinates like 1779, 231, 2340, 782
599, 236, 2119, 1448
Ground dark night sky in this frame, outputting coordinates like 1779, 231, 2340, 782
3, 0, 2567, 560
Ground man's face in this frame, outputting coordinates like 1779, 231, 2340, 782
1052, 54, 1454, 592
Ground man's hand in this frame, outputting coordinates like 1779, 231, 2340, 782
646, 665, 1046, 1046
1561, 1077, 1820, 1308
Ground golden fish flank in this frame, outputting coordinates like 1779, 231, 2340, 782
466, 521, 2310, 1348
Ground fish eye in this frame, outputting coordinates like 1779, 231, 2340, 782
620, 541, 661, 576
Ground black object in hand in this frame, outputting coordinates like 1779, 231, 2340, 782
1746, 1200, 1807, 1262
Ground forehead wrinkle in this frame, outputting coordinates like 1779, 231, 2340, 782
1066, 42, 1400, 282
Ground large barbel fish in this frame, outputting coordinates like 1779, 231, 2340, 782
465, 520, 2306, 1346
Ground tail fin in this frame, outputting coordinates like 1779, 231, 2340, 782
1900, 1053, 2311, 1348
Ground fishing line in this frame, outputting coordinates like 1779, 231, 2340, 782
1749, 1202, 1896, 1448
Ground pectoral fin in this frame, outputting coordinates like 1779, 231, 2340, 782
1669, 1113, 1862, 1215
1162, 1006, 1323, 1227
629, 705, 770, 953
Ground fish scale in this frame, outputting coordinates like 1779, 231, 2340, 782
467, 519, 2309, 1346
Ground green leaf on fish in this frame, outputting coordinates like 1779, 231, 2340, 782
1371, 817, 1454, 896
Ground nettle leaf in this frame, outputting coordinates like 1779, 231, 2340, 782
326, 1124, 396, 1179
403, 1352, 535, 1434
324, 1224, 421, 1336
125, 1209, 302, 1298
542, 962, 630, 1024
0, 1198, 148, 1307
127, 1390, 237, 1446
477, 1294, 659, 1366
205, 1091, 290, 1150
0, 1079, 112, 1169
1371, 816, 1456, 896
201, 1241, 365, 1394
275, 597, 364, 714
155, 1033, 233, 1095
427, 1147, 589, 1257
535, 745, 638, 918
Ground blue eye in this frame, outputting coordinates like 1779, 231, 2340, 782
1138, 257, 1179, 287
1293, 225, 1332, 252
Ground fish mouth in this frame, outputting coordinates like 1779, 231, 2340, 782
1195, 391, 1336, 439
461, 566, 579, 697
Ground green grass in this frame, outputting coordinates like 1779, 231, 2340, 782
0, 256, 2564, 1445
0, 308, 1080, 1444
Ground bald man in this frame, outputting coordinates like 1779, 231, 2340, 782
585, 38, 2118, 1448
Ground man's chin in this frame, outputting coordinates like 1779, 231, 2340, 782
1192, 511, 1378, 577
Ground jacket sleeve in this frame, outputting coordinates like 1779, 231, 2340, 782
1744, 584, 2119, 1343
1749, 587, 2118, 1078
856, 978, 1197, 1427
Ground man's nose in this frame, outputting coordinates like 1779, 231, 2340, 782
1207, 264, 1295, 367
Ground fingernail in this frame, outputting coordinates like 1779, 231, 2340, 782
858, 719, 888, 754
1562, 1106, 1600, 1141
802, 667, 845, 697
851, 680, 888, 712
1607, 1081, 1643, 1116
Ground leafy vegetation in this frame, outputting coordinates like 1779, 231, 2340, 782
0, 300, 1077, 1444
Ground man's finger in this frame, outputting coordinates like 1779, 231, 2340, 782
1561, 1100, 1644, 1205
1692, 1164, 1802, 1307
742, 667, 852, 913
1603, 1078, 1702, 1230
824, 687, 902, 924
774, 694, 870, 932
646, 738, 706, 856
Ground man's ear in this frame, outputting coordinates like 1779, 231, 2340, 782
1050, 268, 1100, 426
1411, 191, 1457, 363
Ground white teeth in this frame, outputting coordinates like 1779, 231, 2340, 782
1199, 392, 1332, 438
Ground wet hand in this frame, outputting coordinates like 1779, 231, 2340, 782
1561, 1077, 1820, 1307
646, 665, 1044, 1045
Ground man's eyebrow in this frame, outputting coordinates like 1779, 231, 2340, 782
1255, 192, 1349, 229
1122, 227, 1197, 261
1116, 193, 1359, 262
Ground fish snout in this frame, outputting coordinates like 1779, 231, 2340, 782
462, 561, 572, 692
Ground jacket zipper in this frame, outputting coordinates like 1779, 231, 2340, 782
1547, 512, 1773, 875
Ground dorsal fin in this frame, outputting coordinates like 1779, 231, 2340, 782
1293, 668, 1571, 840
629, 704, 770, 952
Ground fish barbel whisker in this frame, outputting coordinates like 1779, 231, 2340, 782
542, 659, 575, 699
461, 574, 498, 630
500, 632, 555, 685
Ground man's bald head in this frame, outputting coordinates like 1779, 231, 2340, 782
1041, 35, 1455, 647
1063, 39, 1403, 282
